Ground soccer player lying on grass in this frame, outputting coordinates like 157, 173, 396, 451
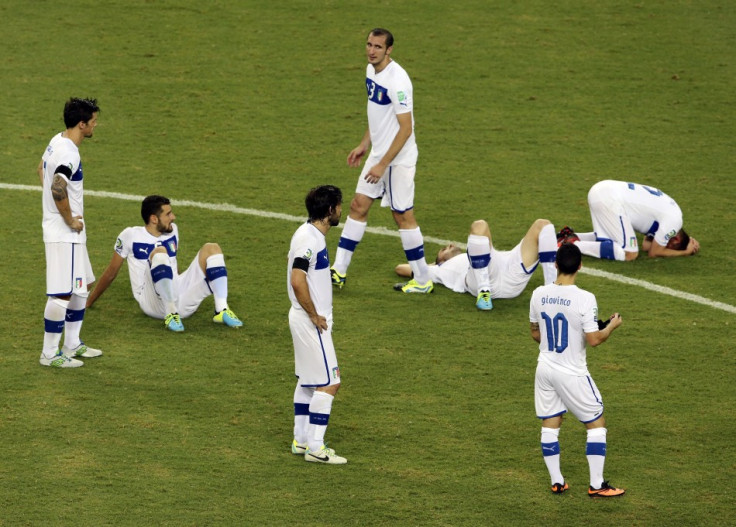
86, 195, 243, 332
394, 218, 558, 310
556, 180, 700, 261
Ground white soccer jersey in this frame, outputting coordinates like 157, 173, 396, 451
41, 133, 86, 243
365, 60, 418, 166
529, 284, 599, 377
589, 180, 683, 246
287, 222, 332, 317
115, 224, 180, 298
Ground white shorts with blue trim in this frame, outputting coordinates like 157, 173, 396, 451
45, 242, 94, 297
289, 307, 340, 388
588, 182, 639, 253
534, 360, 604, 423
355, 157, 416, 213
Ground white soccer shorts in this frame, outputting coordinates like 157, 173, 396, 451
534, 360, 604, 424
588, 182, 639, 253
45, 242, 94, 297
136, 254, 212, 319
355, 158, 416, 213
289, 308, 340, 388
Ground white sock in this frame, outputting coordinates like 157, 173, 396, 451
586, 427, 607, 488
43, 297, 69, 358
333, 217, 367, 274
575, 240, 625, 261
307, 390, 334, 452
62, 293, 87, 350
541, 427, 564, 485
400, 227, 430, 284
293, 384, 314, 444
466, 234, 491, 291
205, 253, 228, 313
538, 224, 558, 285
577, 232, 597, 241
150, 252, 177, 314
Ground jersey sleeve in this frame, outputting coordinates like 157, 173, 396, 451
115, 228, 133, 259
529, 288, 540, 323
390, 70, 413, 115
653, 214, 683, 247
291, 230, 317, 272
581, 291, 600, 334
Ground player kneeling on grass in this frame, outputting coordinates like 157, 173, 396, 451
395, 218, 558, 311
86, 195, 242, 332
288, 185, 347, 464
529, 243, 625, 497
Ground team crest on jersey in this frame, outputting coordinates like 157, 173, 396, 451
332, 366, 340, 379
75, 277, 83, 289
167, 239, 177, 253
629, 236, 637, 248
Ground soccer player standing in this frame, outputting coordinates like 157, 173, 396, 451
529, 243, 625, 497
288, 185, 347, 464
331, 28, 433, 294
38, 98, 104, 368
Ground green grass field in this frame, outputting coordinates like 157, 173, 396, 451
1, 1, 735, 525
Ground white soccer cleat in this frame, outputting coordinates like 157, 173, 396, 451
40, 352, 84, 368
62, 342, 103, 358
304, 445, 347, 464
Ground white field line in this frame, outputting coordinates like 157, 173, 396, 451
4, 182, 734, 314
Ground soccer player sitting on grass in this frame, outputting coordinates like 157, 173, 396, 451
394, 218, 558, 310
86, 195, 243, 332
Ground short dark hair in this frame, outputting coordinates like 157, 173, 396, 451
667, 229, 690, 251
369, 28, 394, 48
141, 195, 171, 224
63, 98, 100, 128
305, 185, 342, 222
556, 243, 582, 275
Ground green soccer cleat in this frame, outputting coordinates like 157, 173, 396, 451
213, 308, 243, 328
165, 313, 184, 332
330, 267, 346, 289
291, 439, 308, 455
393, 279, 434, 294
476, 290, 493, 311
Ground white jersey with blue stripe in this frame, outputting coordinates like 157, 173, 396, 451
529, 283, 599, 377
287, 222, 332, 317
114, 224, 180, 298
41, 133, 86, 243
365, 60, 417, 166
592, 180, 683, 246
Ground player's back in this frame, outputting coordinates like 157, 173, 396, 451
530, 283, 598, 376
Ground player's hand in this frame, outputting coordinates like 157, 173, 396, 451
688, 237, 700, 255
311, 314, 328, 333
68, 215, 84, 233
347, 146, 366, 167
364, 163, 385, 184
607, 313, 622, 330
